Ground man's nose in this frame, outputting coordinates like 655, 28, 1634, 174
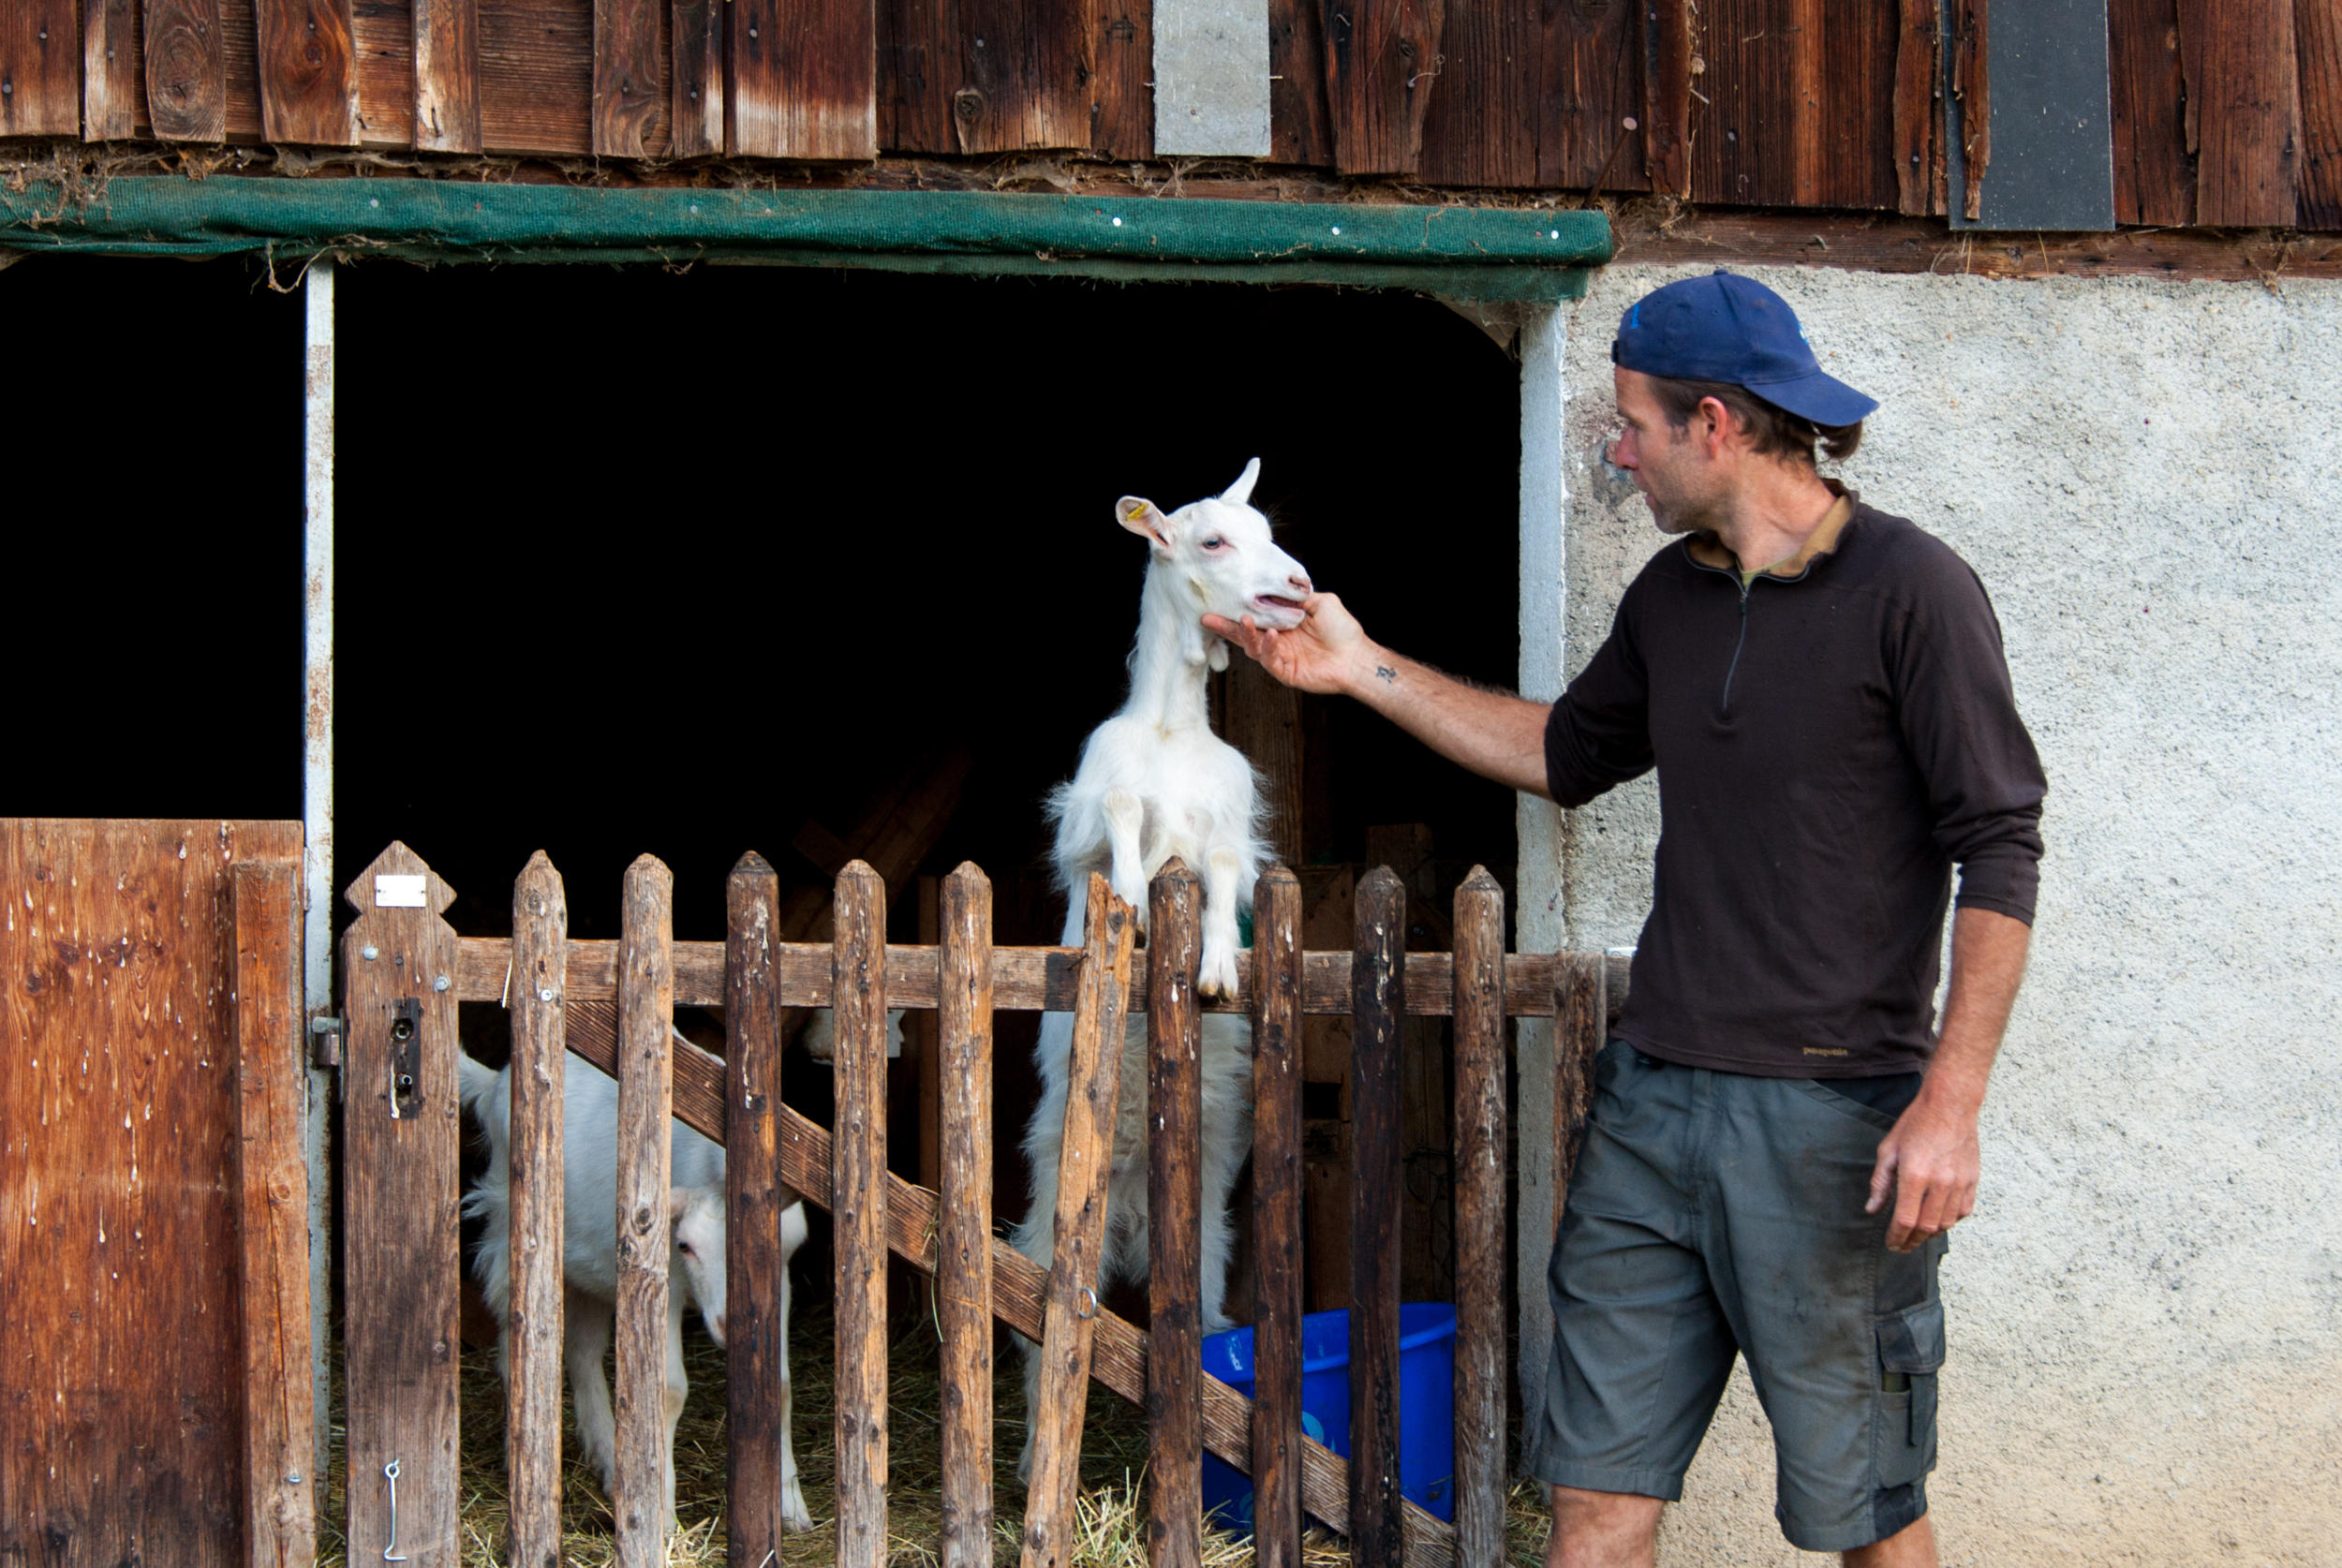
1608, 431, 1635, 468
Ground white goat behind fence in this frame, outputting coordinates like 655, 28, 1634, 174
459, 1045, 812, 1536
1012, 458, 1312, 1477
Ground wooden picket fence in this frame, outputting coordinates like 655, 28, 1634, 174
337, 839, 1616, 1568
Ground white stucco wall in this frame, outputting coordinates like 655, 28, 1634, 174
1535, 266, 2342, 1564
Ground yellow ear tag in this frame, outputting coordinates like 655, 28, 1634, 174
1127, 505, 1150, 523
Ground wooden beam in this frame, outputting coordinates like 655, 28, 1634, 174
506, 852, 570, 1566
613, 856, 676, 1568
938, 865, 998, 1568
1249, 869, 1305, 1568
832, 863, 890, 1567
1149, 862, 1206, 1568
340, 843, 461, 1568
146, 0, 230, 140
256, 0, 362, 143
233, 860, 318, 1568
411, 0, 481, 150
593, 0, 666, 155
457, 935, 1632, 1021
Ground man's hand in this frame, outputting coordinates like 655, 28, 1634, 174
1866, 1089, 1980, 1251
1201, 592, 1373, 697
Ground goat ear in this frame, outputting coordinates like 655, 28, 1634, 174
1221, 457, 1262, 507
1118, 496, 1172, 548
668, 1188, 690, 1223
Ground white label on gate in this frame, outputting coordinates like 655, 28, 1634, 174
375, 874, 427, 909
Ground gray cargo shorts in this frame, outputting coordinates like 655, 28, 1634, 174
1527, 1042, 1948, 1553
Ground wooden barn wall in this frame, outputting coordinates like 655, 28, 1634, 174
1, 0, 2338, 229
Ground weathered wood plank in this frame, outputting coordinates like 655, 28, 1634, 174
732, 0, 876, 157
1323, 0, 1446, 176
478, 0, 591, 154
1149, 862, 1206, 1568
147, 0, 230, 139
1266, 0, 1327, 164
233, 859, 318, 1568
455, 936, 1632, 1022
592, 0, 665, 153
1089, 0, 1150, 156
351, 0, 416, 146
725, 853, 793, 1568
1534, 0, 1646, 193
1951, 0, 1988, 218
1021, 875, 1135, 1568
881, 0, 1089, 155
507, 852, 569, 1568
1349, 867, 1405, 1568
939, 865, 998, 1568
411, 0, 481, 147
342, 842, 462, 1568
81, 0, 141, 139
613, 856, 675, 1567
558, 1004, 1463, 1568
670, 0, 723, 155
1447, 869, 1504, 1568
2182, 0, 2302, 228
1692, 0, 1824, 207
1249, 868, 1304, 1568
2108, 0, 2190, 223
2303, 0, 2342, 227
256, 0, 362, 141
833, 863, 891, 1567
1552, 952, 1607, 1206
1644, 0, 1693, 198
1416, 1, 1536, 187
0, 0, 81, 136
1893, 0, 1940, 214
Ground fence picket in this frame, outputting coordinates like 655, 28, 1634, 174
1022, 875, 1136, 1568
1449, 870, 1506, 1568
614, 856, 677, 1565
1350, 866, 1407, 1568
833, 862, 891, 1567
725, 852, 794, 1567
939, 865, 999, 1568
507, 852, 569, 1566
1250, 867, 1305, 1568
1148, 860, 1206, 1568
1553, 953, 1608, 1213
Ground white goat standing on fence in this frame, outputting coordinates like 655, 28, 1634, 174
1011, 458, 1312, 1477
460, 1046, 813, 1537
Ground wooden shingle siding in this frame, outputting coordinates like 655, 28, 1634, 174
145, 0, 230, 138
409, 0, 480, 148
670, 0, 723, 155
2182, 0, 2302, 227
256, 0, 361, 143
2111, 0, 2192, 223
0, 0, 82, 137
1541, 0, 1651, 193
80, 0, 141, 139
1645, 0, 1694, 198
2301, 0, 2342, 227
1089, 0, 1152, 158
1267, 0, 1329, 164
731, 0, 875, 158
1324, 0, 1447, 177
1416, 6, 1538, 188
592, 0, 666, 154
479, 0, 590, 153
1892, 0, 1939, 214
1691, 0, 1897, 211
351, 0, 414, 145
882, 0, 1088, 155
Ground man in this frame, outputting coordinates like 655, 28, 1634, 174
1205, 271, 2045, 1567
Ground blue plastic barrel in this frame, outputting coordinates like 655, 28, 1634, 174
1197, 1303, 1457, 1535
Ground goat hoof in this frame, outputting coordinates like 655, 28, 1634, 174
1197, 950, 1240, 998
782, 1478, 815, 1532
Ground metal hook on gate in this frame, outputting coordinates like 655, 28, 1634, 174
1075, 1285, 1098, 1321
382, 1458, 408, 1562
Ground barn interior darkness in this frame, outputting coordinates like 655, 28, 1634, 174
16, 254, 1520, 1311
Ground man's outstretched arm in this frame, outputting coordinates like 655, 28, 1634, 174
1204, 594, 1553, 797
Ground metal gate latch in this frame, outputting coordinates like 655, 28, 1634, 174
381, 1458, 408, 1561
388, 998, 422, 1120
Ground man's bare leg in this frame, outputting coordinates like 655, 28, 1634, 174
1844, 1514, 1935, 1568
1545, 1487, 1664, 1568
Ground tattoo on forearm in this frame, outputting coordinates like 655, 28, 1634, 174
1376, 665, 1398, 685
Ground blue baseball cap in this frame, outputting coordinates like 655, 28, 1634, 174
1611, 271, 1878, 426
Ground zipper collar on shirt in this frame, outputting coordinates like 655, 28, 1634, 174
1680, 488, 1859, 718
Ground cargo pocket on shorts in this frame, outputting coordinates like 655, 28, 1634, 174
1874, 1298, 1944, 1488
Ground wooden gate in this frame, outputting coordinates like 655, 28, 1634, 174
337, 840, 1619, 1568
0, 820, 316, 1568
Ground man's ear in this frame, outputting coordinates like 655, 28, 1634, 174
1118, 496, 1172, 548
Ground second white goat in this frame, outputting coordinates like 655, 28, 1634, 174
460, 1046, 812, 1537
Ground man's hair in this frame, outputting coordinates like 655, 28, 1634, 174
1647, 376, 1864, 466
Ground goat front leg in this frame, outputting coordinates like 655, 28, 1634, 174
661, 1294, 688, 1536
565, 1287, 619, 1500
1102, 788, 1149, 920
778, 1201, 813, 1531
1198, 844, 1247, 998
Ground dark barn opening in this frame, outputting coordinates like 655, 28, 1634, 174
16, 250, 1520, 1333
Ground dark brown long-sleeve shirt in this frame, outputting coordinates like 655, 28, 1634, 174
1545, 499, 2046, 1078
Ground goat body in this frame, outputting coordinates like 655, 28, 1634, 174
460, 1048, 811, 1536
1013, 459, 1311, 1477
